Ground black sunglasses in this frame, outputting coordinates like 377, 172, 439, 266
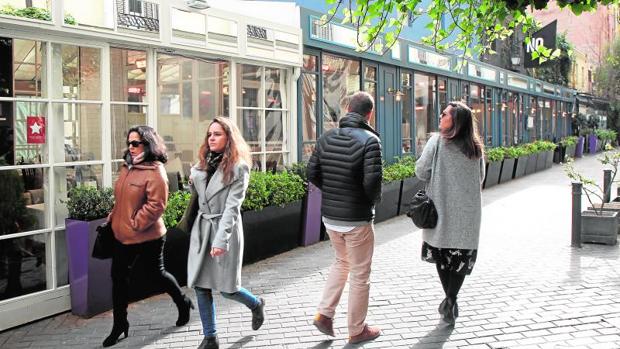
127, 140, 144, 147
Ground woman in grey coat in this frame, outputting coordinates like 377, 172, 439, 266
416, 101, 485, 326
186, 117, 265, 349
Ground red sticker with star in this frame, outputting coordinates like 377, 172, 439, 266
27, 116, 46, 144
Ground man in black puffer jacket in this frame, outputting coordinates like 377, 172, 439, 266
307, 91, 382, 345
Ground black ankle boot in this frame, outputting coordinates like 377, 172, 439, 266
438, 297, 449, 315
442, 298, 456, 325
102, 320, 129, 347
251, 297, 265, 330
198, 336, 219, 349
176, 295, 195, 326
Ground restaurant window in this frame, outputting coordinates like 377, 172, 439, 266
237, 64, 288, 171
485, 87, 493, 146
529, 96, 538, 141
414, 73, 435, 156
401, 72, 413, 154
321, 53, 360, 133
158, 54, 229, 180
301, 54, 318, 162
470, 85, 484, 141
363, 65, 377, 129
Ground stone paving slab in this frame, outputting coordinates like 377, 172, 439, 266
1, 154, 620, 348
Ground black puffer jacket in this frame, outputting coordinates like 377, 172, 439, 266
307, 112, 382, 222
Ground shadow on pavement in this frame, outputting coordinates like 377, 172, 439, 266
309, 339, 334, 348
411, 322, 454, 348
228, 334, 254, 348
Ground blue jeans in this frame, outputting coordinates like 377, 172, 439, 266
194, 287, 260, 337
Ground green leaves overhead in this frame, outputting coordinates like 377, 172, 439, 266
322, 0, 617, 59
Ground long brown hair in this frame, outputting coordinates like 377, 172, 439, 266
197, 116, 251, 184
440, 101, 484, 159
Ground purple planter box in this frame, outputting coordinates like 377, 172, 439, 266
589, 134, 598, 154
65, 218, 113, 318
301, 183, 322, 246
575, 136, 584, 158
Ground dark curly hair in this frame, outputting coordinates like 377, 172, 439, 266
123, 125, 168, 163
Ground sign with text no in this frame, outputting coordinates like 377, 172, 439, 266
523, 20, 557, 68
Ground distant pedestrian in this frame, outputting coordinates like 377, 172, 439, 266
308, 91, 383, 344
415, 101, 485, 325
104, 125, 193, 347
184, 117, 265, 349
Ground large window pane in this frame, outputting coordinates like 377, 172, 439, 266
265, 110, 283, 152
53, 103, 102, 162
238, 64, 262, 108
414, 73, 434, 156
322, 53, 360, 133
0, 233, 48, 301
485, 88, 493, 146
301, 73, 317, 161
110, 48, 147, 103
1, 101, 48, 166
111, 105, 147, 159
265, 68, 286, 109
238, 109, 261, 153
54, 165, 103, 224
198, 62, 229, 121
401, 73, 412, 154
51, 44, 101, 100
64, 0, 114, 28
14, 39, 45, 98
0, 167, 48, 232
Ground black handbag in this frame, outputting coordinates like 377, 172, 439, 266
406, 190, 438, 229
92, 222, 115, 259
176, 190, 198, 234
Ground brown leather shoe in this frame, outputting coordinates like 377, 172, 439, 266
348, 324, 381, 344
312, 313, 335, 337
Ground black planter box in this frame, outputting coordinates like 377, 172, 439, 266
242, 200, 302, 265
375, 181, 402, 223
553, 146, 564, 164
399, 177, 425, 216
483, 160, 501, 189
513, 156, 527, 179
535, 151, 547, 172
128, 227, 190, 302
545, 150, 553, 169
525, 153, 538, 175
499, 158, 515, 184
566, 145, 576, 160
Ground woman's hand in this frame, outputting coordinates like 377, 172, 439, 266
210, 247, 226, 257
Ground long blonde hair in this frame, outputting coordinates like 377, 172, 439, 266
197, 116, 251, 184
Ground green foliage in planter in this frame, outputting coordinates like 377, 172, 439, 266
163, 191, 191, 229
286, 162, 308, 184
382, 156, 416, 183
0, 159, 33, 235
503, 146, 525, 159
534, 140, 557, 151
65, 186, 114, 221
242, 170, 306, 211
0, 5, 76, 24
560, 136, 578, 147
595, 129, 618, 148
520, 142, 539, 155
486, 147, 504, 162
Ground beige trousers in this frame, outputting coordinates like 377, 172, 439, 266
317, 223, 375, 337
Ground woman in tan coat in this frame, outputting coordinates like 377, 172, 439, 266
104, 126, 193, 347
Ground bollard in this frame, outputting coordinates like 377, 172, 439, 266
571, 182, 582, 248
603, 169, 612, 203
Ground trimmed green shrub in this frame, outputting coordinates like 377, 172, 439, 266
382, 156, 416, 183
486, 147, 504, 162
242, 170, 306, 211
534, 140, 557, 151
560, 136, 578, 147
0, 5, 76, 24
65, 186, 114, 221
286, 162, 308, 184
163, 191, 191, 229
503, 146, 526, 159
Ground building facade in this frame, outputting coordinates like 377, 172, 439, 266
0, 0, 302, 330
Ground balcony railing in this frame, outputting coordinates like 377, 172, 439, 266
116, 0, 159, 33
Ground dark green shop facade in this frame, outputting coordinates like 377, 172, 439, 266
297, 8, 576, 163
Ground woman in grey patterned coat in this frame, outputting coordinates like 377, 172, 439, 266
186, 117, 265, 349
415, 101, 485, 325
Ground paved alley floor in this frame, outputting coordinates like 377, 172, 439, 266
1, 154, 619, 349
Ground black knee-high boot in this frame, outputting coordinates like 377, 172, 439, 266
443, 273, 466, 324
436, 264, 450, 315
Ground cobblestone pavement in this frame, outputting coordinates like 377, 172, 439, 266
1, 154, 620, 349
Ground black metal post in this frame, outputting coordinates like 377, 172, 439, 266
571, 182, 582, 248
603, 169, 612, 203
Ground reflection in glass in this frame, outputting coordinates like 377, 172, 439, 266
265, 110, 283, 152
303, 54, 317, 72
237, 64, 262, 108
238, 109, 261, 153
363, 81, 376, 129
110, 48, 147, 102
414, 73, 434, 156
485, 88, 493, 146
0, 233, 48, 301
251, 154, 262, 171
322, 53, 360, 133
111, 105, 147, 159
51, 44, 101, 100
1, 101, 48, 166
197, 62, 229, 121
54, 165, 103, 224
401, 74, 412, 154
265, 68, 286, 109
302, 142, 315, 162
53, 103, 102, 162
0, 167, 48, 233
14, 39, 45, 97
301, 74, 317, 144
265, 153, 284, 172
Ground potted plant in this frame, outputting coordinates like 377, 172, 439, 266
564, 152, 619, 245
511, 145, 529, 179
483, 147, 504, 189
523, 142, 540, 175
375, 159, 409, 222
241, 170, 306, 264
559, 136, 578, 163
499, 147, 518, 183
64, 185, 114, 317
537, 140, 557, 169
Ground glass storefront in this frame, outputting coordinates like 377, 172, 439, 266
322, 53, 360, 133
414, 72, 435, 157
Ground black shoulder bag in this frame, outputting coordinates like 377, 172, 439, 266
406, 137, 439, 229
92, 221, 115, 259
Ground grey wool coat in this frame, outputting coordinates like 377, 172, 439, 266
415, 134, 486, 250
187, 161, 249, 293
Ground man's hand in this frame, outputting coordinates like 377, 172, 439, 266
210, 247, 226, 257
